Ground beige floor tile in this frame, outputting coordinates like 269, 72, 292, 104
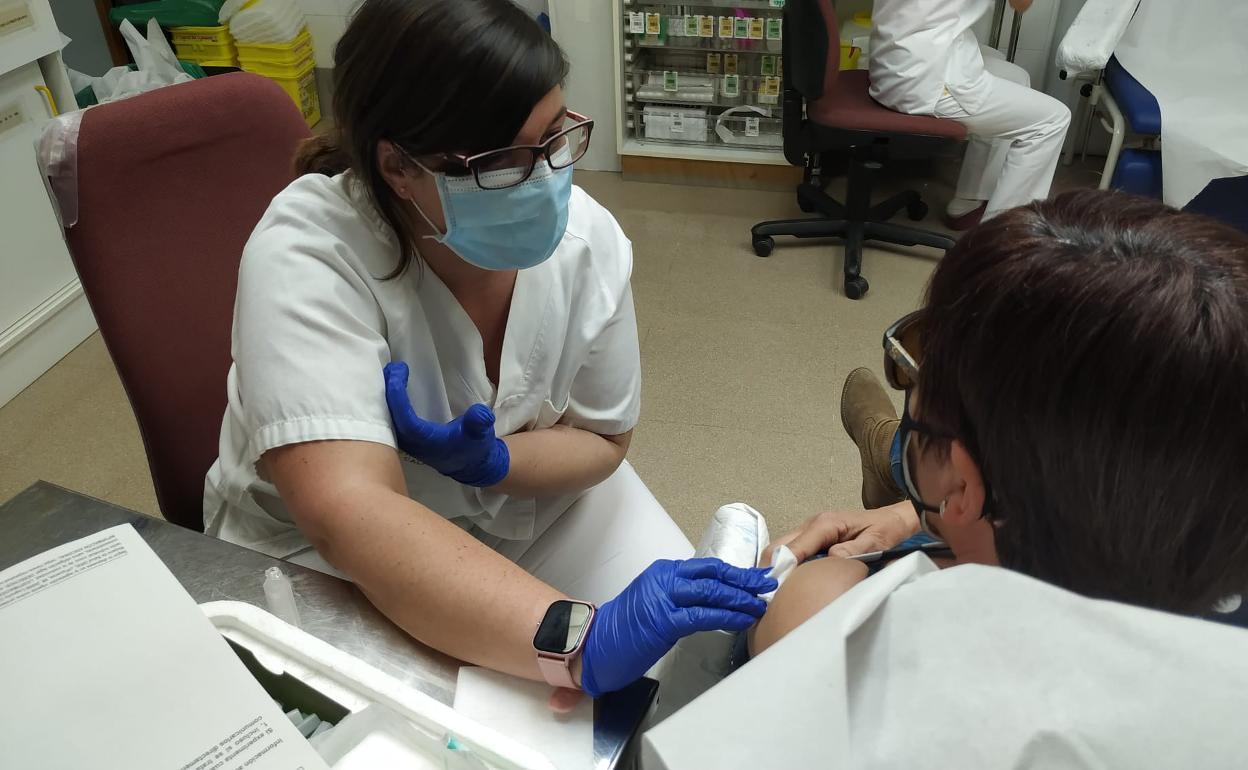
641, 310, 842, 438
627, 418, 843, 540
0, 334, 158, 516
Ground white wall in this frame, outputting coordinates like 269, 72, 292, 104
550, 0, 619, 171
293, 0, 356, 67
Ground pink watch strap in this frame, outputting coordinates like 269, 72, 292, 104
536, 651, 578, 689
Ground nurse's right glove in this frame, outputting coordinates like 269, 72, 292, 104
579, 558, 777, 698
383, 361, 510, 487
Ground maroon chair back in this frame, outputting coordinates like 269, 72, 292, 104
65, 73, 311, 530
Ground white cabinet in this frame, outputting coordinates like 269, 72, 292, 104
613, 0, 790, 167
0, 0, 94, 407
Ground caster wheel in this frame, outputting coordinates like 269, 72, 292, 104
752, 236, 775, 258
906, 200, 929, 222
798, 196, 816, 214
845, 276, 869, 300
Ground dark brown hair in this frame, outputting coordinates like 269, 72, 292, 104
919, 189, 1248, 614
295, 0, 567, 276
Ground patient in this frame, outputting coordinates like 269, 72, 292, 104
752, 189, 1248, 655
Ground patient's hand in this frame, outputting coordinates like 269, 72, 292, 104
748, 557, 868, 656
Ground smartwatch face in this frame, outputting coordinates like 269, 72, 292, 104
534, 600, 593, 654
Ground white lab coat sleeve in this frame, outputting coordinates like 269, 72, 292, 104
561, 211, 642, 437
232, 200, 397, 465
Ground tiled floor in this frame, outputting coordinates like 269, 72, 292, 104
0, 161, 1101, 541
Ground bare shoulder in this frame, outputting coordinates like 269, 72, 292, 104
749, 557, 870, 656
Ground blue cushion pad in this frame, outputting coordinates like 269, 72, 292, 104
1106, 55, 1161, 135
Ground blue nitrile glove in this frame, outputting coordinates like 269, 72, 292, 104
383, 361, 510, 487
580, 558, 778, 698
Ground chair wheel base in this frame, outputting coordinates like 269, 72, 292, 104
844, 276, 869, 300
752, 236, 775, 258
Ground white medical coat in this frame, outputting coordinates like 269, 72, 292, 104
203, 173, 641, 558
869, 0, 995, 115
644, 554, 1248, 769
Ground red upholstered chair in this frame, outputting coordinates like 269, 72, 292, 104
65, 73, 311, 530
751, 0, 968, 299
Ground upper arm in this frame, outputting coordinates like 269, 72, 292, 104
749, 557, 869, 656
262, 439, 405, 546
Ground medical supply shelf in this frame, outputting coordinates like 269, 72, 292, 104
614, 0, 788, 167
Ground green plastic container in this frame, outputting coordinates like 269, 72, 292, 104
108, 0, 225, 29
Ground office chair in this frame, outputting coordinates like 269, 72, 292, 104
751, 0, 968, 299
65, 73, 311, 530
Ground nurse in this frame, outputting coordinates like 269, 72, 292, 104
869, 0, 1072, 228
204, 0, 775, 702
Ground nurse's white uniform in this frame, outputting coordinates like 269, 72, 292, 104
203, 172, 692, 603
868, 0, 1071, 219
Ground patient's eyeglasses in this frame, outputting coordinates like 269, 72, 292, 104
883, 310, 995, 524
882, 310, 923, 391
398, 110, 594, 191
882, 310, 946, 516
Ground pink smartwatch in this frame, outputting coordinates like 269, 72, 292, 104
534, 600, 596, 689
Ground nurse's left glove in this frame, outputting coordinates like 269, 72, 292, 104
383, 361, 510, 487
579, 558, 777, 698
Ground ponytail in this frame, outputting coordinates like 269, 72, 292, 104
293, 130, 351, 176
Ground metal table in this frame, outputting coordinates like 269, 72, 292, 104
0, 481, 655, 769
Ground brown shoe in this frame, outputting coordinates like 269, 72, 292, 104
943, 201, 987, 231
840, 368, 904, 509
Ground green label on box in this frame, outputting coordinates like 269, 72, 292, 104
761, 55, 775, 76
769, 0, 786, 7
734, 17, 749, 39
685, 15, 699, 37
707, 53, 722, 74
664, 70, 679, 92
722, 74, 740, 97
766, 18, 782, 40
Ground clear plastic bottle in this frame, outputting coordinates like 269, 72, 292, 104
263, 565, 302, 627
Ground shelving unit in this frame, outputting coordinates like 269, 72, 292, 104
613, 0, 789, 167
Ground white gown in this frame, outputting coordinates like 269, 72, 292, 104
203, 172, 691, 593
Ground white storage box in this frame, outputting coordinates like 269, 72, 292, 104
642, 106, 709, 143
202, 600, 557, 770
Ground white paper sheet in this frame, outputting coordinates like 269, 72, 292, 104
453, 667, 592, 770
0, 525, 330, 770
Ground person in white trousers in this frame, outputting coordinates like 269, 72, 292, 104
869, 0, 1072, 228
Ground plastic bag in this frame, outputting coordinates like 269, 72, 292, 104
222, 0, 305, 44
78, 18, 193, 104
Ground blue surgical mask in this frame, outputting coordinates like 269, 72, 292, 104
411, 156, 573, 271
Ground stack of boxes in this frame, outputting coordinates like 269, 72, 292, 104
170, 25, 238, 68
235, 28, 319, 127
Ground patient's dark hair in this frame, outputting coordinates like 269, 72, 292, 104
919, 189, 1248, 614
293, 0, 566, 277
